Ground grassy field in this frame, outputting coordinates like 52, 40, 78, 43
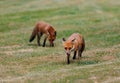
0, 0, 120, 83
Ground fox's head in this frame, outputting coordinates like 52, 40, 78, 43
47, 31, 57, 47
62, 38, 75, 56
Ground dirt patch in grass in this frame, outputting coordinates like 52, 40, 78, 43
0, 45, 20, 49
102, 55, 115, 61
22, 54, 65, 66
2, 48, 33, 56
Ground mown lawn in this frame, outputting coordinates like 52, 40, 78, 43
0, 0, 120, 83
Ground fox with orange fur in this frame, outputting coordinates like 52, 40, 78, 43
29, 21, 57, 47
62, 33, 85, 64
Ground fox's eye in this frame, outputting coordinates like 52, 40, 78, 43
64, 47, 67, 50
69, 47, 72, 50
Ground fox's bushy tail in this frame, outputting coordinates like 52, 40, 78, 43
29, 28, 36, 42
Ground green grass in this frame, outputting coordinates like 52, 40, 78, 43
0, 0, 120, 83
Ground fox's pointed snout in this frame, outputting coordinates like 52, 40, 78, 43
67, 53, 70, 56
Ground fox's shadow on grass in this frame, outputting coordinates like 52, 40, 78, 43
77, 56, 99, 65
62, 56, 99, 65
77, 60, 99, 65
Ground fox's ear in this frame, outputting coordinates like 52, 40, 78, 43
71, 38, 76, 44
62, 38, 66, 43
62, 38, 66, 41
54, 31, 57, 36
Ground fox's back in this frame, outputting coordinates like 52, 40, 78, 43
35, 21, 54, 34
68, 33, 84, 44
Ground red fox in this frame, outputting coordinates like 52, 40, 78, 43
62, 33, 85, 64
29, 21, 57, 47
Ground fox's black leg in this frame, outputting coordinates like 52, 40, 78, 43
78, 46, 82, 58
81, 44, 85, 56
78, 51, 82, 57
43, 36, 47, 47
40, 33, 43, 45
79, 44, 85, 58
67, 55, 70, 64
73, 51, 77, 59
37, 32, 40, 46
37, 32, 43, 46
